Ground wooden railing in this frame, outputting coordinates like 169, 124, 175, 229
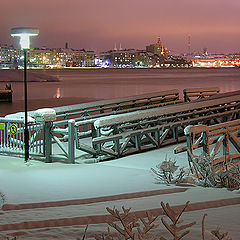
5, 87, 239, 163
54, 89, 181, 121
83, 90, 240, 159
51, 89, 182, 140
182, 120, 240, 171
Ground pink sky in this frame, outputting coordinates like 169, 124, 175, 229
1, 0, 240, 54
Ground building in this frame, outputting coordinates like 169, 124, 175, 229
0, 44, 18, 68
99, 49, 136, 67
192, 56, 240, 68
146, 37, 168, 59
0, 44, 96, 68
134, 50, 149, 67
65, 49, 95, 67
29, 47, 64, 68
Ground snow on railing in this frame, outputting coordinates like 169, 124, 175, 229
178, 119, 240, 172
0, 117, 44, 157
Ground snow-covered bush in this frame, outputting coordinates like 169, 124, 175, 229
151, 156, 189, 185
191, 153, 240, 190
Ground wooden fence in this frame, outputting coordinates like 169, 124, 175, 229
179, 120, 240, 171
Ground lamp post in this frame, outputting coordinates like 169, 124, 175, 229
10, 27, 39, 162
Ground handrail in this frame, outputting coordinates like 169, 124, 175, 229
181, 119, 240, 171
94, 90, 240, 129
53, 89, 180, 114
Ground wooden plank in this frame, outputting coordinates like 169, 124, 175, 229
78, 143, 97, 155
213, 153, 240, 166
183, 87, 220, 93
92, 134, 123, 145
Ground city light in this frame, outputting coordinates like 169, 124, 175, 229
1, 35, 240, 69
192, 58, 240, 68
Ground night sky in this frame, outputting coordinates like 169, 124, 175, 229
1, 0, 240, 54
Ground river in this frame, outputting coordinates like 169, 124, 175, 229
0, 68, 240, 116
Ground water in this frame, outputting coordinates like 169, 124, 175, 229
0, 68, 240, 116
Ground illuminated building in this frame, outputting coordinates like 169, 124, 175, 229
0, 45, 17, 68
99, 49, 136, 67
29, 48, 63, 67
192, 56, 240, 68
69, 49, 95, 67
30, 48, 95, 68
0, 45, 96, 68
135, 50, 149, 67
146, 37, 168, 59
99, 48, 192, 68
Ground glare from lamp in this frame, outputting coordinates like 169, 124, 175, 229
10, 27, 39, 49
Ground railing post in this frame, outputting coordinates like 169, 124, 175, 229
186, 131, 194, 173
44, 121, 52, 163
223, 131, 229, 163
183, 89, 187, 102
68, 119, 75, 164
34, 108, 56, 163
202, 130, 210, 158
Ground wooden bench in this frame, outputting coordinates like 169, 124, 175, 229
90, 90, 240, 159
183, 87, 220, 102
54, 89, 181, 121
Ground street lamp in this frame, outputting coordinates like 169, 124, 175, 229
10, 27, 39, 162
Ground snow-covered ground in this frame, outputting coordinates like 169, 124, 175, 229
0, 144, 239, 239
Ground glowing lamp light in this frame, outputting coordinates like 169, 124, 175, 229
10, 27, 39, 49
10, 27, 39, 163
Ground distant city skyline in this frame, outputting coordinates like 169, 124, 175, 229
1, 0, 240, 54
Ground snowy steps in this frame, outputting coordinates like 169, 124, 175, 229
0, 187, 240, 232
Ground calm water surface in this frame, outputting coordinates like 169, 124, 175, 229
0, 68, 240, 116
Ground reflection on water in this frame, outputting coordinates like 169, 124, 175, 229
54, 88, 62, 99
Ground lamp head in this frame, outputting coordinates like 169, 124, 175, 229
11, 27, 39, 49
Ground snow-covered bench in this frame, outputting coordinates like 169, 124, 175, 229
183, 87, 220, 102
53, 89, 181, 122
90, 90, 240, 159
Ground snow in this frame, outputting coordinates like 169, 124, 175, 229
0, 143, 239, 239
94, 107, 161, 129
33, 108, 56, 122
4, 112, 35, 123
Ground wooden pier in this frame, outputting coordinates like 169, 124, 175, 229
1, 87, 239, 164
0, 84, 12, 103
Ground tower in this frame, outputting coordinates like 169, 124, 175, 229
157, 36, 162, 46
187, 34, 191, 55
203, 47, 208, 56
114, 43, 117, 51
